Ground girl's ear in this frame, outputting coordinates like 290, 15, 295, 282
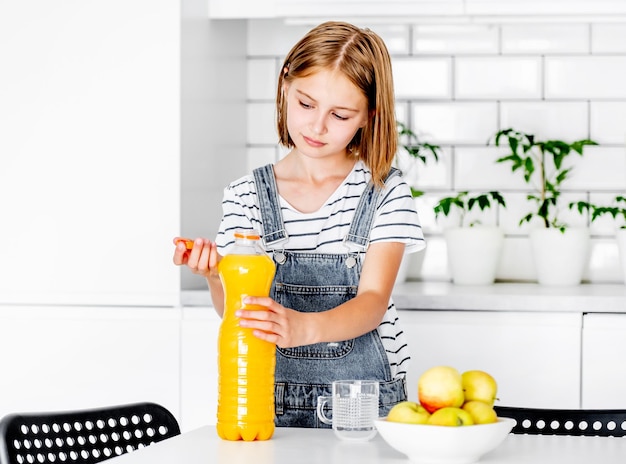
360, 109, 375, 128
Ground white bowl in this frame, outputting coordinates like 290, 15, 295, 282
374, 417, 515, 464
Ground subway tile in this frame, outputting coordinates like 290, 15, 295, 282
393, 57, 452, 99
395, 102, 409, 128
590, 101, 626, 144
498, 192, 534, 234
247, 58, 279, 100
567, 146, 626, 190
455, 56, 542, 99
412, 24, 499, 55
501, 24, 589, 54
412, 102, 498, 144
592, 23, 626, 53
247, 102, 276, 144
454, 146, 528, 191
367, 24, 410, 55
397, 147, 452, 191
545, 56, 626, 99
500, 101, 589, 141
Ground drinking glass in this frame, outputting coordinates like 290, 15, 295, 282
316, 380, 379, 441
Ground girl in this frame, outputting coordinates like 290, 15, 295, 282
173, 21, 425, 427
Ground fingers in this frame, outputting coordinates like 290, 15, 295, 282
172, 237, 218, 277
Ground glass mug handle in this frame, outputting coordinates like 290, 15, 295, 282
316, 395, 332, 425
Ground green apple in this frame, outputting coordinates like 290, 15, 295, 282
387, 401, 431, 424
462, 400, 498, 424
462, 370, 498, 406
417, 366, 465, 413
427, 407, 474, 426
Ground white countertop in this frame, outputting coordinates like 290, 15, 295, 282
108, 425, 626, 464
182, 282, 626, 313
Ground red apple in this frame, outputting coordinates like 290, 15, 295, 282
418, 366, 465, 413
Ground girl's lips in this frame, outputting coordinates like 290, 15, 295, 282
303, 135, 325, 148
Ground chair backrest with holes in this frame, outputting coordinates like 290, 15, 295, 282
0, 402, 180, 464
494, 406, 626, 437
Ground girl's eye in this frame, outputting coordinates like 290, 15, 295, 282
299, 101, 312, 109
333, 113, 348, 121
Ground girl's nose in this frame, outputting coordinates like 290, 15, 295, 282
311, 113, 327, 135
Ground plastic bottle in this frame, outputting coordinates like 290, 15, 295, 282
216, 229, 276, 441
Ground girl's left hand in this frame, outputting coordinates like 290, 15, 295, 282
235, 297, 311, 348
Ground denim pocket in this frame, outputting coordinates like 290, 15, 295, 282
274, 282, 357, 359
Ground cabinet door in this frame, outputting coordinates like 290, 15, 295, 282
0, 1, 180, 307
0, 306, 181, 419
399, 310, 582, 409
208, 0, 464, 18
582, 313, 626, 408
180, 307, 221, 431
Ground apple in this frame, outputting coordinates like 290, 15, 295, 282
462, 370, 498, 406
462, 400, 498, 424
386, 401, 430, 424
418, 366, 465, 413
426, 407, 474, 426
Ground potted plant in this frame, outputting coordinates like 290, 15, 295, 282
434, 191, 506, 285
490, 128, 598, 286
573, 196, 626, 284
394, 122, 441, 283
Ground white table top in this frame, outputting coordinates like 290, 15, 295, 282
108, 425, 626, 464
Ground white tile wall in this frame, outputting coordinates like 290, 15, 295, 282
455, 56, 542, 99
393, 57, 452, 99
412, 102, 498, 144
545, 56, 626, 99
413, 24, 499, 54
501, 24, 590, 54
246, 19, 626, 284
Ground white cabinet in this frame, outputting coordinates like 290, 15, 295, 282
208, 0, 626, 19
208, 0, 464, 18
581, 313, 626, 408
0, 0, 181, 307
0, 306, 181, 419
399, 310, 583, 409
180, 307, 221, 432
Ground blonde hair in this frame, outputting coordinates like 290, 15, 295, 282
276, 21, 397, 188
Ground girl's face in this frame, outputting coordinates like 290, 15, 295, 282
284, 69, 369, 160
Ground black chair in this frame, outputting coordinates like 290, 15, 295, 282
0, 402, 180, 464
495, 405, 626, 437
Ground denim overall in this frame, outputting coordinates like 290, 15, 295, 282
252, 164, 407, 428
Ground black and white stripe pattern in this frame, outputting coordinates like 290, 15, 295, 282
215, 161, 425, 379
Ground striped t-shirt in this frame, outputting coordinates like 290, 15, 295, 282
215, 160, 426, 380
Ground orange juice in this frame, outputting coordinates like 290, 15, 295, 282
216, 230, 276, 441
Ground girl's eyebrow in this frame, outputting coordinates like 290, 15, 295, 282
295, 89, 359, 112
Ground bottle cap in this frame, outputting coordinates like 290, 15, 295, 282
234, 229, 261, 240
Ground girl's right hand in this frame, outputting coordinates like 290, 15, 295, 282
172, 237, 220, 279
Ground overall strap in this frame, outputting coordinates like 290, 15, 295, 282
344, 167, 401, 249
252, 164, 288, 247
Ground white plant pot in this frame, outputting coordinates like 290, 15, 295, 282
617, 229, 626, 284
529, 227, 590, 286
444, 227, 503, 285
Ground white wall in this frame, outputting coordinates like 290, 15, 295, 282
243, 19, 626, 284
